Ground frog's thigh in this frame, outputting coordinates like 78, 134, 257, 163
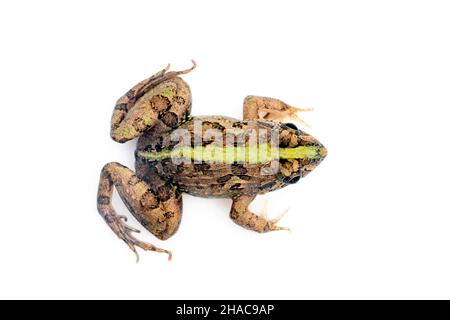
111, 62, 194, 143
230, 195, 287, 233
97, 162, 182, 260
243, 95, 310, 123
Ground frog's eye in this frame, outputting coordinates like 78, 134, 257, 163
287, 176, 300, 184
283, 122, 298, 131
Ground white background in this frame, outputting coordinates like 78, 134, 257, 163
1, 0, 449, 299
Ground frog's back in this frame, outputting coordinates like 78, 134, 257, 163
135, 116, 283, 197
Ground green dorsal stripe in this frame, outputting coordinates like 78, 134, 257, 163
137, 144, 320, 164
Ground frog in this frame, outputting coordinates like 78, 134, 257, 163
97, 61, 327, 261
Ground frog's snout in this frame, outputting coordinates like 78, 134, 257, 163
298, 132, 327, 161
318, 144, 327, 159
297, 135, 327, 178
313, 138, 327, 165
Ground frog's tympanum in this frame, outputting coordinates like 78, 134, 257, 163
97, 61, 327, 261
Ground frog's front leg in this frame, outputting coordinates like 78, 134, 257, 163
243, 95, 312, 126
111, 61, 195, 143
97, 162, 182, 261
230, 195, 289, 233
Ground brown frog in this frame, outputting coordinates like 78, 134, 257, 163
97, 61, 327, 261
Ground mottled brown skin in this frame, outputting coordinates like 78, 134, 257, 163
97, 61, 326, 261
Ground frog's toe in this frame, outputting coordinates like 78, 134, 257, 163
267, 207, 291, 232
291, 110, 313, 129
269, 224, 291, 232
107, 214, 172, 262
258, 103, 313, 128
259, 199, 269, 220
125, 235, 172, 263
283, 105, 313, 128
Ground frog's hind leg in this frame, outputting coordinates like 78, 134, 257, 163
243, 95, 312, 127
97, 162, 182, 261
229, 195, 290, 233
111, 60, 196, 143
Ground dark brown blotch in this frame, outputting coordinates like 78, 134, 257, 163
163, 211, 175, 219
97, 195, 110, 205
203, 121, 226, 132
161, 111, 179, 128
126, 89, 135, 100
194, 163, 211, 172
161, 159, 178, 176
140, 190, 158, 209
157, 185, 173, 202
174, 96, 186, 105
259, 181, 276, 191
230, 183, 243, 190
201, 138, 215, 146
115, 103, 128, 111
217, 174, 233, 183
150, 95, 171, 113
112, 112, 126, 129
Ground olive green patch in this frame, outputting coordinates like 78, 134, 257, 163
137, 144, 321, 164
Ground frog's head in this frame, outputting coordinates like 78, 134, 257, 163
276, 123, 327, 184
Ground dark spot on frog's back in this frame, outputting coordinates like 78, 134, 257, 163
161, 159, 178, 175
161, 112, 179, 128
230, 183, 243, 191
203, 121, 225, 131
194, 162, 211, 172
154, 141, 163, 152
217, 174, 233, 183
150, 94, 171, 113
231, 164, 247, 175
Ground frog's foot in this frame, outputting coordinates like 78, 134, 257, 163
259, 200, 291, 232
111, 60, 195, 143
243, 95, 313, 127
97, 162, 182, 262
165, 59, 197, 77
105, 214, 172, 263
230, 195, 291, 233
